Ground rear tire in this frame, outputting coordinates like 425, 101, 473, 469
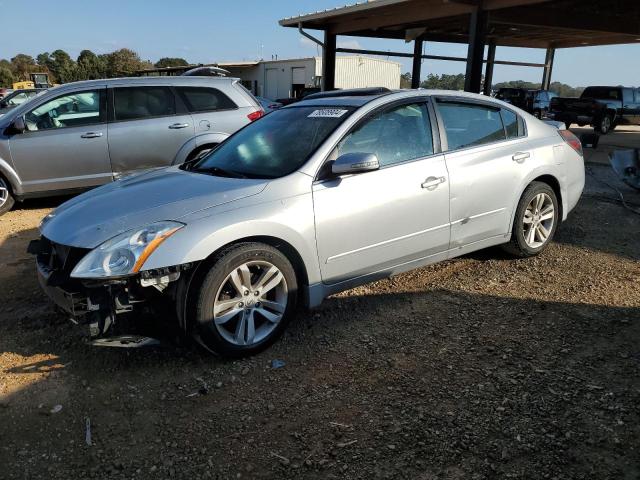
192, 242, 298, 357
502, 182, 559, 258
186, 144, 218, 162
0, 176, 15, 216
595, 114, 612, 134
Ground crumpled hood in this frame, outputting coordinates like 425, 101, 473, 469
41, 167, 268, 248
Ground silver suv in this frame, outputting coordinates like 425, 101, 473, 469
32, 88, 584, 357
0, 76, 263, 215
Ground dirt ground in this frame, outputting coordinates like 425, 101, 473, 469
1, 131, 639, 479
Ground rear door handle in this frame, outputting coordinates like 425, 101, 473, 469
169, 123, 189, 129
421, 176, 446, 190
81, 132, 103, 138
512, 151, 530, 163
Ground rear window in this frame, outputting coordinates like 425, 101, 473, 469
437, 101, 506, 151
114, 86, 175, 120
582, 87, 621, 101
177, 86, 237, 112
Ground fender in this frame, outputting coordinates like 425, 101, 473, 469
143, 192, 322, 287
172, 132, 231, 165
0, 155, 23, 197
505, 164, 565, 234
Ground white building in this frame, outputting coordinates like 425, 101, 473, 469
220, 56, 401, 100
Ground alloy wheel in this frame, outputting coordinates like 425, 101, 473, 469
601, 116, 611, 133
0, 178, 8, 208
522, 192, 555, 248
213, 261, 288, 346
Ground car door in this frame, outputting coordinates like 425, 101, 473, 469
313, 100, 450, 284
620, 88, 636, 125
175, 85, 249, 144
435, 99, 528, 250
8, 87, 112, 194
107, 85, 194, 178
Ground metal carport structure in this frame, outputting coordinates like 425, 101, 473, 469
280, 0, 640, 94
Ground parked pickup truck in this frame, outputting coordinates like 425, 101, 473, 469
548, 86, 640, 134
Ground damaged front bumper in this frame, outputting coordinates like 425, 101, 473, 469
29, 237, 192, 340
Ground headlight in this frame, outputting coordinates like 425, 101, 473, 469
71, 221, 184, 279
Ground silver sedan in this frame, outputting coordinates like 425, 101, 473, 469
33, 88, 585, 357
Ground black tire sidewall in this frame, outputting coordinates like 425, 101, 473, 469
510, 182, 559, 257
0, 177, 15, 216
597, 114, 611, 134
193, 243, 298, 357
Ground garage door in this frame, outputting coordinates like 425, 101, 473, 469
265, 69, 278, 100
292, 67, 306, 85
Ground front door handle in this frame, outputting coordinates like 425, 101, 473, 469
80, 132, 103, 138
169, 123, 189, 129
512, 151, 530, 163
421, 176, 446, 190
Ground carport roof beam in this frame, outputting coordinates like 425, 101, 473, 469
280, 0, 640, 49
335, 47, 544, 68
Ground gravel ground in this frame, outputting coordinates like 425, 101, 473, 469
1, 163, 639, 480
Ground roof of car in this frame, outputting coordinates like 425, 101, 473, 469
294, 88, 510, 108
46, 76, 241, 92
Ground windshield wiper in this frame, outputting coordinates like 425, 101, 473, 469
193, 166, 247, 179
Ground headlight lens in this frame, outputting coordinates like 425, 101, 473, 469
71, 221, 184, 279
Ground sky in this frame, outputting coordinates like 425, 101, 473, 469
1, 0, 639, 87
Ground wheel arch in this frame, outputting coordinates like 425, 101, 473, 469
174, 235, 312, 333
172, 132, 230, 165
531, 174, 563, 221
507, 171, 565, 234
0, 157, 22, 197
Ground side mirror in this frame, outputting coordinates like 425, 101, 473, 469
10, 116, 26, 134
332, 152, 379, 175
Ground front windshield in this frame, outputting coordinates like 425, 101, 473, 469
190, 105, 354, 179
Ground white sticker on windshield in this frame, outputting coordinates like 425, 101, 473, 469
308, 109, 348, 118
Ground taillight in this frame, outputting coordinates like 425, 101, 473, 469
247, 110, 264, 122
558, 129, 583, 157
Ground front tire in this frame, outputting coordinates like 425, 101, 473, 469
0, 176, 15, 216
502, 182, 559, 257
192, 242, 298, 357
595, 114, 612, 134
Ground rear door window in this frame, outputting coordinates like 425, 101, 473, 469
436, 101, 506, 151
177, 86, 237, 112
113, 86, 175, 121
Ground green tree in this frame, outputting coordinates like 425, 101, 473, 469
420, 73, 466, 91
105, 48, 147, 76
492, 79, 584, 97
40, 49, 78, 83
400, 72, 412, 89
0, 67, 14, 88
76, 50, 106, 80
155, 57, 189, 68
10, 54, 37, 81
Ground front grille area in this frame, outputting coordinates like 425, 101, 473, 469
36, 237, 91, 286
